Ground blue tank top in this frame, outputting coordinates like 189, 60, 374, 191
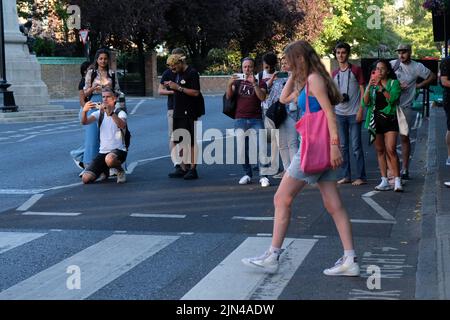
298, 88, 322, 116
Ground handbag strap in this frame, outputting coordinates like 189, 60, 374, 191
304, 81, 310, 114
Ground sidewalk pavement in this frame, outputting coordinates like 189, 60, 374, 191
416, 105, 450, 299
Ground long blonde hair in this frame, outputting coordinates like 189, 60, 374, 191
284, 40, 342, 105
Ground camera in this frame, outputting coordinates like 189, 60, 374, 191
95, 102, 103, 109
342, 93, 350, 103
233, 73, 246, 80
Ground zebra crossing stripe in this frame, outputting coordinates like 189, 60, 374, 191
0, 232, 47, 254
0, 234, 179, 300
181, 237, 317, 300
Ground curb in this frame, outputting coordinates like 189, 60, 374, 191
416, 107, 443, 299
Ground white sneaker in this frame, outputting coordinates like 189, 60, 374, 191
323, 256, 360, 277
97, 172, 108, 182
444, 181, 450, 188
259, 176, 270, 187
239, 175, 251, 185
446, 158, 450, 166
241, 250, 284, 274
375, 179, 392, 191
110, 168, 118, 177
116, 170, 126, 183
394, 177, 403, 192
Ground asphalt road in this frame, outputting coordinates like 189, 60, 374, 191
0, 95, 425, 300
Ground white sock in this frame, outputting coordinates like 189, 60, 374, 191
344, 250, 356, 258
381, 177, 388, 184
270, 246, 282, 254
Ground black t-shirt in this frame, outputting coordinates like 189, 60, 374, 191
173, 66, 201, 118
161, 69, 177, 110
440, 57, 450, 104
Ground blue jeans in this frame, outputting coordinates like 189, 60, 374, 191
234, 118, 264, 177
336, 114, 366, 180
83, 94, 101, 165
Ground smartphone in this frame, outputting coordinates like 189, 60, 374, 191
277, 72, 289, 78
95, 103, 103, 109
233, 73, 246, 80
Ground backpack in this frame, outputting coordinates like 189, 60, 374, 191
98, 109, 131, 151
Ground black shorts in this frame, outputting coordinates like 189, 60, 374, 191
85, 149, 127, 178
172, 117, 197, 146
444, 102, 450, 131
375, 111, 399, 134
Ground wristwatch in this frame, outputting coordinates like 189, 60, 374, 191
178, 86, 184, 93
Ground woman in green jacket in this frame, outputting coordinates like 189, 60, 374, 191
362, 59, 403, 192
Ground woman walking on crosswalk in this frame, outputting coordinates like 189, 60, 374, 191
242, 40, 360, 277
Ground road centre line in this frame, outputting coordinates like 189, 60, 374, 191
131, 213, 186, 219
22, 211, 82, 216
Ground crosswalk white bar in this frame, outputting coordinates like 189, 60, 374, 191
0, 232, 47, 254
0, 234, 179, 300
181, 237, 317, 300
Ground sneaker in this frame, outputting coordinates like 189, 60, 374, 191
259, 176, 270, 187
97, 172, 108, 182
446, 158, 450, 166
169, 165, 187, 178
400, 169, 410, 180
241, 249, 284, 274
375, 179, 392, 191
444, 182, 450, 188
116, 170, 126, 183
109, 168, 118, 177
394, 177, 403, 192
239, 175, 251, 185
79, 169, 85, 178
73, 159, 84, 170
323, 256, 360, 276
273, 171, 285, 179
183, 168, 198, 180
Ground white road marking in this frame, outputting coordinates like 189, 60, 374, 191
0, 189, 45, 195
16, 194, 44, 211
0, 234, 179, 300
351, 219, 396, 224
232, 216, 274, 221
181, 237, 317, 300
0, 232, 47, 254
361, 197, 396, 221
130, 213, 186, 219
130, 99, 146, 115
22, 211, 82, 216
18, 135, 37, 142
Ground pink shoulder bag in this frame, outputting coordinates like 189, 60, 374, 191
295, 81, 331, 174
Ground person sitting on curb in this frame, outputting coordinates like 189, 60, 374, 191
81, 88, 127, 184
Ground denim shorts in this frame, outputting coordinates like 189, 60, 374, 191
286, 144, 340, 185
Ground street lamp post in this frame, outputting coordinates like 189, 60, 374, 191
0, 0, 18, 112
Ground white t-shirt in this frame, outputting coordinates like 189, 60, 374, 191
92, 110, 127, 153
390, 60, 431, 108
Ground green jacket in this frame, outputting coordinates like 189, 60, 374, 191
361, 79, 401, 129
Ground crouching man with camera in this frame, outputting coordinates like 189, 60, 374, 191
332, 42, 367, 186
81, 87, 127, 184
